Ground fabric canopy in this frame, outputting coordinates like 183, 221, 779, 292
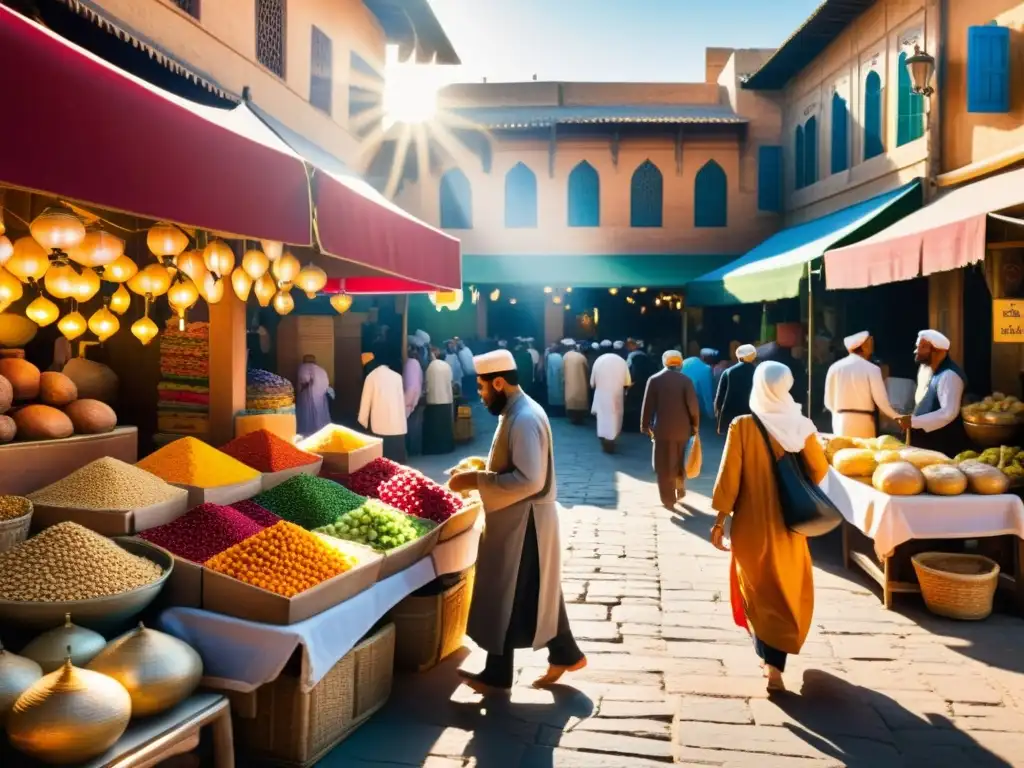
461, 254, 735, 288
687, 180, 922, 306
825, 167, 1024, 290
0, 6, 310, 244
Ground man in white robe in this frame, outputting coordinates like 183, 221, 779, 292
896, 330, 967, 456
563, 342, 589, 424
823, 331, 901, 438
591, 349, 632, 452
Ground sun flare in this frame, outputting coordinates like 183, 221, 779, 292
382, 48, 444, 127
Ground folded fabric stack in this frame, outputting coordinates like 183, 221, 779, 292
156, 320, 211, 442
159, 320, 210, 382
245, 368, 295, 415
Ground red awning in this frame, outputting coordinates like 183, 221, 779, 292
825, 166, 1024, 290
0, 6, 311, 244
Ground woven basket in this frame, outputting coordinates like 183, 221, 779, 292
390, 568, 473, 672
352, 623, 395, 721
912, 552, 1000, 621
0, 496, 32, 554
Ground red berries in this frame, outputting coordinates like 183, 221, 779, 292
378, 469, 462, 523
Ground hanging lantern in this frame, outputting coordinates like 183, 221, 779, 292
0, 235, 12, 267
552, 295, 562, 305
175, 250, 207, 284
260, 240, 283, 262
57, 311, 87, 341
7, 237, 49, 283
253, 274, 276, 307
69, 267, 101, 303
489, 288, 500, 302
330, 293, 353, 314
295, 264, 327, 299
43, 263, 78, 300
0, 267, 24, 304
565, 287, 572, 293
147, 222, 189, 261
428, 290, 464, 312
201, 275, 224, 304
70, 229, 124, 268
543, 286, 553, 294
167, 276, 200, 331
241, 248, 269, 280
30, 208, 85, 254
565, 304, 571, 311
509, 298, 517, 305
638, 287, 648, 293
131, 315, 159, 345
128, 264, 172, 298
272, 289, 295, 316
102, 255, 138, 283
25, 295, 59, 327
88, 304, 120, 342
202, 239, 235, 278
655, 298, 662, 307
608, 288, 619, 296
109, 284, 131, 315
470, 287, 480, 304
271, 251, 300, 284
231, 267, 253, 302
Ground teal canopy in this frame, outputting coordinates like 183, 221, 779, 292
461, 254, 736, 288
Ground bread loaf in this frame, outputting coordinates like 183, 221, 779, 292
899, 448, 953, 469
832, 448, 878, 478
872, 461, 925, 495
961, 463, 1011, 495
921, 464, 968, 496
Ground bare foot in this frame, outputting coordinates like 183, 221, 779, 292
766, 666, 786, 693
533, 657, 587, 688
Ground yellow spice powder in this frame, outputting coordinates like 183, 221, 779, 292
137, 437, 260, 488
307, 427, 368, 453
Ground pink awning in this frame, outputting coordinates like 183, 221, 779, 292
323, 277, 445, 294
825, 166, 1024, 290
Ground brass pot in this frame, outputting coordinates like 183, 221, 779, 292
0, 642, 42, 726
87, 622, 203, 717
7, 648, 131, 765
20, 613, 106, 673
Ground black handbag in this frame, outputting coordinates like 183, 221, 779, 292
752, 416, 842, 537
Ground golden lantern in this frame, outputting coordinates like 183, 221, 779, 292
260, 239, 283, 262
231, 267, 252, 302
69, 267, 102, 303
608, 287, 619, 296
167, 276, 199, 330
70, 228, 124, 268
565, 286, 572, 293
25, 295, 59, 327
272, 289, 295, 315
88, 304, 119, 342
0, 268, 24, 305
543, 286, 553, 294
175, 250, 207, 283
200, 274, 224, 304
203, 239, 234, 277
330, 293, 353, 314
128, 263, 172, 298
271, 251, 300, 284
102, 254, 138, 283
428, 289, 464, 312
7, 237, 48, 283
109, 284, 131, 315
295, 263, 327, 299
131, 314, 159, 345
57, 310, 87, 341
552, 295, 562, 305
489, 288, 500, 302
0, 235, 13, 267
241, 248, 269, 280
29, 208, 85, 253
146, 222, 189, 261
253, 273, 276, 307
43, 263, 77, 300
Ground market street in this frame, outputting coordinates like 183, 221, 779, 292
322, 407, 1024, 767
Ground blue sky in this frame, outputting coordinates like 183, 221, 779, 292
427, 0, 822, 83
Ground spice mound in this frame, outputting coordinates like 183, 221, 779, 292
138, 503, 264, 563
137, 437, 261, 488
0, 495, 31, 521
333, 457, 405, 498
316, 499, 434, 551
379, 469, 463, 523
231, 500, 281, 528
0, 521, 163, 602
205, 521, 358, 597
219, 429, 319, 473
29, 457, 187, 511
303, 425, 370, 453
253, 474, 366, 530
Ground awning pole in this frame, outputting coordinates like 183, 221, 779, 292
807, 266, 814, 418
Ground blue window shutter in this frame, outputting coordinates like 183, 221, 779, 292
794, 125, 805, 189
757, 145, 782, 212
567, 161, 600, 227
864, 71, 884, 159
967, 25, 1011, 113
830, 93, 848, 174
694, 160, 727, 228
439, 169, 472, 229
630, 160, 663, 227
504, 162, 538, 228
804, 116, 818, 185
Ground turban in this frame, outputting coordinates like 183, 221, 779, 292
613, 341, 624, 350
736, 344, 757, 361
600, 340, 612, 348
917, 329, 950, 350
844, 331, 869, 352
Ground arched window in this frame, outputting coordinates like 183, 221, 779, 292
504, 162, 538, 228
439, 168, 471, 229
630, 160, 663, 227
864, 70, 884, 160
795, 125, 805, 190
804, 115, 818, 186
567, 161, 600, 227
831, 92, 849, 174
694, 160, 727, 228
897, 51, 925, 146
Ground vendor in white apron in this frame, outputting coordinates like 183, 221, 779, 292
823, 331, 901, 438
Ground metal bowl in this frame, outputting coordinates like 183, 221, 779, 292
964, 420, 1020, 449
0, 537, 173, 632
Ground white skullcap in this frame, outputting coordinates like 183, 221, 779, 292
474, 349, 517, 375
737, 344, 757, 361
663, 350, 683, 366
415, 329, 430, 343
601, 340, 612, 348
591, 342, 600, 350
497, 340, 508, 348
700, 348, 716, 356
613, 341, 624, 349
526, 337, 535, 342
918, 329, 950, 350
844, 331, 869, 352
561, 338, 574, 346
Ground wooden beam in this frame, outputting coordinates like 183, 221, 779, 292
675, 128, 684, 175
988, 241, 1024, 251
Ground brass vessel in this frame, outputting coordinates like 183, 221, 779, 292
20, 613, 106, 673
7, 646, 132, 765
87, 622, 203, 717
0, 641, 42, 726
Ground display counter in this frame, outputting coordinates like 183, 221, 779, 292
0, 427, 138, 495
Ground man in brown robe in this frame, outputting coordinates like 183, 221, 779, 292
641, 349, 700, 508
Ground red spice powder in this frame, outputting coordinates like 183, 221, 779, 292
219, 429, 320, 473
231, 500, 282, 528
138, 503, 264, 563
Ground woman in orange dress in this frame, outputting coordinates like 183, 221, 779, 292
710, 361, 828, 692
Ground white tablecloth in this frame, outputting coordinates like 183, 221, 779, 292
823, 470, 1024, 558
157, 518, 483, 693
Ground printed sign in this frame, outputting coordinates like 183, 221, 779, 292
993, 299, 1024, 342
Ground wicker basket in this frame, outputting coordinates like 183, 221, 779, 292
454, 413, 474, 444
390, 568, 473, 672
0, 496, 32, 553
912, 552, 1000, 621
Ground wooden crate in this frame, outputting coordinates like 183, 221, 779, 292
390, 568, 473, 672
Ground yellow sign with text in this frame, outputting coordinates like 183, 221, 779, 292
994, 299, 1024, 343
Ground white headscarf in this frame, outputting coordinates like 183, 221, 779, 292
749, 361, 816, 453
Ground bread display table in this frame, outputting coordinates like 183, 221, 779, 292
0, 426, 138, 495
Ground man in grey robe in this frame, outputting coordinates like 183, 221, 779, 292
641, 349, 700, 508
449, 348, 586, 693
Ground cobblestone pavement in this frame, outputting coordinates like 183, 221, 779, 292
322, 405, 1024, 767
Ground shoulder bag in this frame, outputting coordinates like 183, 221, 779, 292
751, 416, 842, 537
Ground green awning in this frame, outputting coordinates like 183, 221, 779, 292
461, 254, 737, 288
686, 180, 922, 307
